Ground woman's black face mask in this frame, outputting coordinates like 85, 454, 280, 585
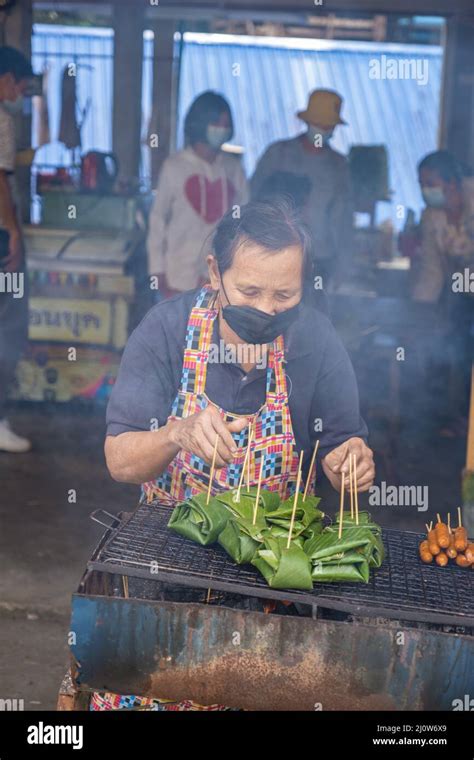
219, 278, 302, 344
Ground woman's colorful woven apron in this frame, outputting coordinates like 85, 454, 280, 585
90, 285, 301, 711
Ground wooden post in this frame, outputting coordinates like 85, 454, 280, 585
462, 364, 474, 536
467, 365, 474, 473
1, 0, 33, 223
112, 1, 144, 189
148, 19, 178, 189
440, 15, 474, 171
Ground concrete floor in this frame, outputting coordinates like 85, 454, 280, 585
0, 403, 136, 710
0, 399, 467, 710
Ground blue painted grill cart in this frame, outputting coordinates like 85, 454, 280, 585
59, 501, 474, 711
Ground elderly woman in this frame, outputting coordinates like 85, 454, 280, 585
93, 199, 374, 711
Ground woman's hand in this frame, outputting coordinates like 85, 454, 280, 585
168, 405, 250, 468
321, 437, 375, 493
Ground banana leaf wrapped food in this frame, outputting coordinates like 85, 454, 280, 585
217, 513, 267, 564
243, 485, 281, 510
168, 492, 231, 545
251, 536, 313, 590
333, 512, 384, 568
262, 524, 305, 549
262, 518, 323, 547
218, 498, 324, 563
264, 493, 324, 543
356, 529, 384, 568
212, 488, 270, 564
215, 487, 280, 515
265, 493, 324, 525
311, 553, 370, 583
335, 510, 381, 533
304, 525, 384, 582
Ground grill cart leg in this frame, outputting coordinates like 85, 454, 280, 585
56, 667, 89, 711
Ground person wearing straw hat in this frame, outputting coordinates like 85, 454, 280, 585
251, 89, 353, 288
97, 198, 374, 712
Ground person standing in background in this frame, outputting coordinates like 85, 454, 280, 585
147, 91, 248, 299
413, 150, 474, 303
251, 89, 353, 288
412, 150, 474, 436
0, 47, 33, 453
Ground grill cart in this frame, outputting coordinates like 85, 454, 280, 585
58, 501, 474, 711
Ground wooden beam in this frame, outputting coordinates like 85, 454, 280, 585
440, 16, 474, 171
112, 1, 144, 187
1, 0, 33, 223
149, 0, 474, 17
36, 0, 474, 18
148, 19, 178, 188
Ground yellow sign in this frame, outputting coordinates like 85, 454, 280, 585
29, 297, 112, 345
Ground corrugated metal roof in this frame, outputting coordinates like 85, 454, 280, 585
178, 34, 443, 226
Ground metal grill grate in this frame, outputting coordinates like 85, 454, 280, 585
88, 502, 474, 627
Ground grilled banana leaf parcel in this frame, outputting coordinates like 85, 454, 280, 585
311, 555, 370, 583
305, 525, 384, 580
333, 514, 385, 567
168, 493, 230, 545
335, 511, 381, 533
304, 526, 375, 561
301, 520, 324, 541
214, 489, 277, 521
214, 491, 255, 519
243, 486, 281, 510
261, 524, 306, 549
354, 529, 385, 568
218, 515, 265, 564
251, 536, 313, 590
265, 494, 324, 528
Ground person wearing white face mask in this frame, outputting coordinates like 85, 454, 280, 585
147, 91, 248, 298
0, 46, 33, 453
413, 150, 474, 303
251, 89, 353, 288
412, 150, 474, 438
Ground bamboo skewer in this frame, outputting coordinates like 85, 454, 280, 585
236, 425, 253, 501
206, 433, 219, 505
303, 440, 319, 501
338, 472, 346, 539
353, 454, 359, 525
287, 450, 304, 548
253, 456, 264, 526
349, 452, 354, 519
246, 420, 253, 492
447, 513, 451, 534
457, 506, 463, 528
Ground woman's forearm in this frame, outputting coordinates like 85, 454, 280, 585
105, 420, 182, 484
